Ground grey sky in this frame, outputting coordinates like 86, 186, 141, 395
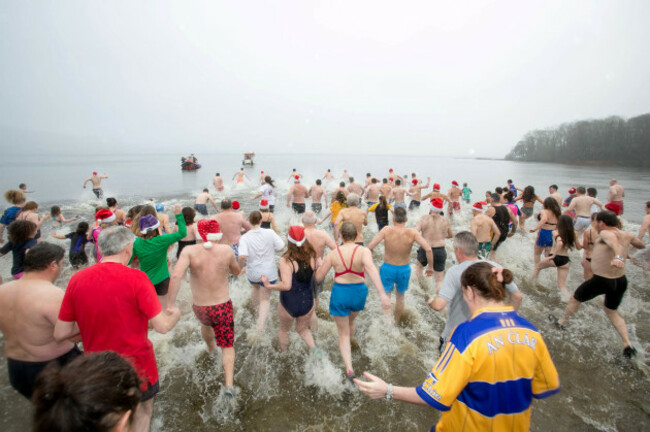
1, 1, 649, 157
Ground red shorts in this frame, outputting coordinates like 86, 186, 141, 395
605, 201, 623, 216
192, 300, 234, 348
452, 201, 461, 212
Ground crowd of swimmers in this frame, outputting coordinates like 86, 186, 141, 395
0, 169, 648, 431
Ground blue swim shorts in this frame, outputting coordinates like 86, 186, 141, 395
329, 282, 368, 317
380, 262, 411, 295
536, 228, 554, 248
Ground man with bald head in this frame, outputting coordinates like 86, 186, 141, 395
334, 193, 367, 245
213, 199, 252, 258
607, 179, 625, 216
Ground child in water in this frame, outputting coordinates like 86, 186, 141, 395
50, 205, 79, 228
0, 219, 38, 279
462, 183, 472, 203
51, 221, 90, 272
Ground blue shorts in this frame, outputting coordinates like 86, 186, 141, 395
230, 243, 239, 259
329, 282, 368, 317
394, 202, 407, 209
536, 228, 553, 248
380, 263, 411, 295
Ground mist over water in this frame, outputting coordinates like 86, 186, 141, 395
0, 154, 649, 431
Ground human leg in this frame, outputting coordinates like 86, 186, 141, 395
132, 398, 154, 432
558, 296, 581, 327
277, 302, 293, 351
295, 307, 316, 350
221, 347, 235, 387
256, 286, 272, 332
200, 325, 217, 352
394, 292, 405, 323
556, 264, 570, 297
603, 307, 632, 348
334, 315, 353, 373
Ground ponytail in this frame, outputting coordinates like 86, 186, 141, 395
461, 262, 513, 302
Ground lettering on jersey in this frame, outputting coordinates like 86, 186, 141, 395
486, 335, 505, 355
507, 331, 538, 350
422, 372, 442, 400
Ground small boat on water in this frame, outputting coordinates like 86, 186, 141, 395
242, 152, 255, 166
181, 154, 201, 171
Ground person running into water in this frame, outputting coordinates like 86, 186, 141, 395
315, 222, 391, 381
0, 243, 81, 399
319, 191, 347, 229
261, 226, 320, 354
446, 181, 462, 216
51, 221, 90, 271
548, 184, 562, 207
176, 207, 198, 258
341, 170, 350, 182
49, 205, 79, 228
606, 179, 625, 215
551, 211, 645, 358
308, 179, 328, 214
168, 219, 240, 397
287, 168, 302, 182
415, 198, 452, 293
258, 199, 278, 232
0, 220, 38, 279
364, 178, 381, 207
323, 169, 333, 181
368, 208, 433, 323
421, 183, 450, 205
368, 195, 393, 232
332, 181, 349, 202
580, 213, 598, 280
0, 189, 27, 243
213, 172, 224, 191
301, 211, 337, 330
564, 186, 603, 233
130, 205, 186, 309
461, 182, 472, 204
258, 170, 266, 185
356, 262, 559, 430
334, 193, 367, 245
18, 183, 34, 193
532, 214, 581, 299
16, 201, 47, 242
238, 211, 285, 334
388, 179, 413, 210
82, 171, 108, 199
506, 178, 522, 197
514, 185, 544, 228
287, 175, 309, 214
232, 167, 250, 184
530, 197, 561, 265
379, 178, 392, 199
213, 199, 252, 259
489, 193, 517, 261
347, 177, 364, 197
639, 201, 650, 241
252, 175, 276, 213
194, 188, 219, 216
470, 201, 500, 260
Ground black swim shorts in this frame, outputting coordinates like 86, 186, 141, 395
573, 274, 627, 310
154, 277, 170, 296
417, 246, 447, 272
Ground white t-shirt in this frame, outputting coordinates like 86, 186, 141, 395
260, 184, 275, 206
238, 228, 284, 282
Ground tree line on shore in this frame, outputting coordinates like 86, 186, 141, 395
505, 113, 650, 166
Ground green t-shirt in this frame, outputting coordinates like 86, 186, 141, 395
462, 187, 472, 200
131, 213, 186, 285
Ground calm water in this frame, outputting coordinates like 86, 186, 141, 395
0, 154, 649, 431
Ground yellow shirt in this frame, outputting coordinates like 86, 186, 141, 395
329, 201, 347, 223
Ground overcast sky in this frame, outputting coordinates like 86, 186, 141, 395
1, 1, 648, 157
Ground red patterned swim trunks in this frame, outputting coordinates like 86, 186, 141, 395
192, 299, 234, 348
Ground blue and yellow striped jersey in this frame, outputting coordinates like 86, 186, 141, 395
416, 306, 560, 431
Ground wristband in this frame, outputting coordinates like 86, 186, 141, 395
385, 383, 393, 400
615, 255, 625, 262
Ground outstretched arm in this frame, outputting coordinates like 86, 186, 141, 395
168, 249, 191, 308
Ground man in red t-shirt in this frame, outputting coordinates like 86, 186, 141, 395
55, 226, 181, 432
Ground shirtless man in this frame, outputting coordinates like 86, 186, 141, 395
213, 173, 224, 191
308, 179, 328, 214
83, 171, 108, 199
106, 197, 127, 225
19, 183, 34, 193
332, 181, 349, 202
194, 188, 219, 216
0, 243, 81, 399
213, 199, 252, 258
607, 179, 625, 216
364, 173, 372, 187
168, 219, 240, 397
470, 201, 500, 260
347, 177, 364, 197
421, 183, 450, 205
379, 179, 392, 200
368, 207, 433, 323
287, 176, 309, 214
447, 180, 462, 216
232, 168, 249, 184
408, 176, 430, 210
302, 211, 337, 329
638, 201, 650, 240
415, 198, 453, 292
565, 186, 604, 232
390, 179, 413, 210
334, 193, 367, 244
548, 184, 562, 207
323, 169, 334, 181
341, 170, 350, 183
364, 178, 381, 206
288, 168, 302, 182
258, 171, 266, 185
553, 211, 645, 358
156, 204, 171, 234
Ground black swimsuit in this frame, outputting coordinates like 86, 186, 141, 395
280, 260, 314, 318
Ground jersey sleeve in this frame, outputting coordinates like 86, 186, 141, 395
368, 203, 378, 212
134, 271, 162, 320
531, 336, 561, 399
416, 341, 472, 410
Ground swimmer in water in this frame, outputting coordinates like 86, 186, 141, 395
286, 176, 309, 214
213, 173, 224, 191
470, 201, 500, 260
308, 179, 328, 214
606, 179, 625, 216
333, 194, 366, 245
82, 171, 108, 199
194, 189, 219, 216
232, 168, 250, 184
415, 198, 453, 293
447, 181, 462, 216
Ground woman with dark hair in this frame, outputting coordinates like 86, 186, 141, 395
0, 220, 38, 279
176, 206, 198, 259
0, 189, 26, 243
252, 175, 276, 212
51, 221, 90, 271
130, 204, 186, 309
367, 195, 393, 232
32, 351, 142, 432
318, 191, 348, 228
261, 226, 319, 353
515, 185, 543, 227
124, 205, 144, 230
530, 197, 561, 265
533, 214, 581, 299
354, 262, 560, 431
17, 201, 47, 242
50, 205, 79, 228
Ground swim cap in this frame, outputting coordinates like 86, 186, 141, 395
95, 209, 115, 224
472, 201, 487, 213
430, 198, 444, 212
92, 171, 98, 176
287, 226, 306, 247
568, 187, 576, 194
155, 204, 164, 212
433, 183, 440, 191
197, 219, 222, 248
139, 214, 160, 234
451, 180, 459, 187
232, 200, 240, 210
259, 199, 269, 210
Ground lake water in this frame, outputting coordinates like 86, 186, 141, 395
0, 153, 649, 431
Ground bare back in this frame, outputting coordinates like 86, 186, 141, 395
309, 185, 326, 203
214, 211, 251, 245
382, 226, 418, 265
471, 213, 496, 243
328, 243, 366, 284
338, 207, 367, 242
419, 214, 452, 247
291, 184, 309, 204
304, 227, 336, 258
366, 184, 380, 201
184, 244, 237, 306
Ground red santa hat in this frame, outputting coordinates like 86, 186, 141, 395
294, 175, 300, 183
197, 219, 222, 248
92, 171, 98, 176
451, 180, 459, 187
472, 201, 488, 213
568, 187, 576, 194
389, 168, 394, 172
261, 170, 264, 174
95, 209, 115, 224
433, 183, 441, 191
259, 199, 269, 210
287, 226, 306, 247
429, 198, 444, 212
232, 200, 240, 210
411, 179, 418, 185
